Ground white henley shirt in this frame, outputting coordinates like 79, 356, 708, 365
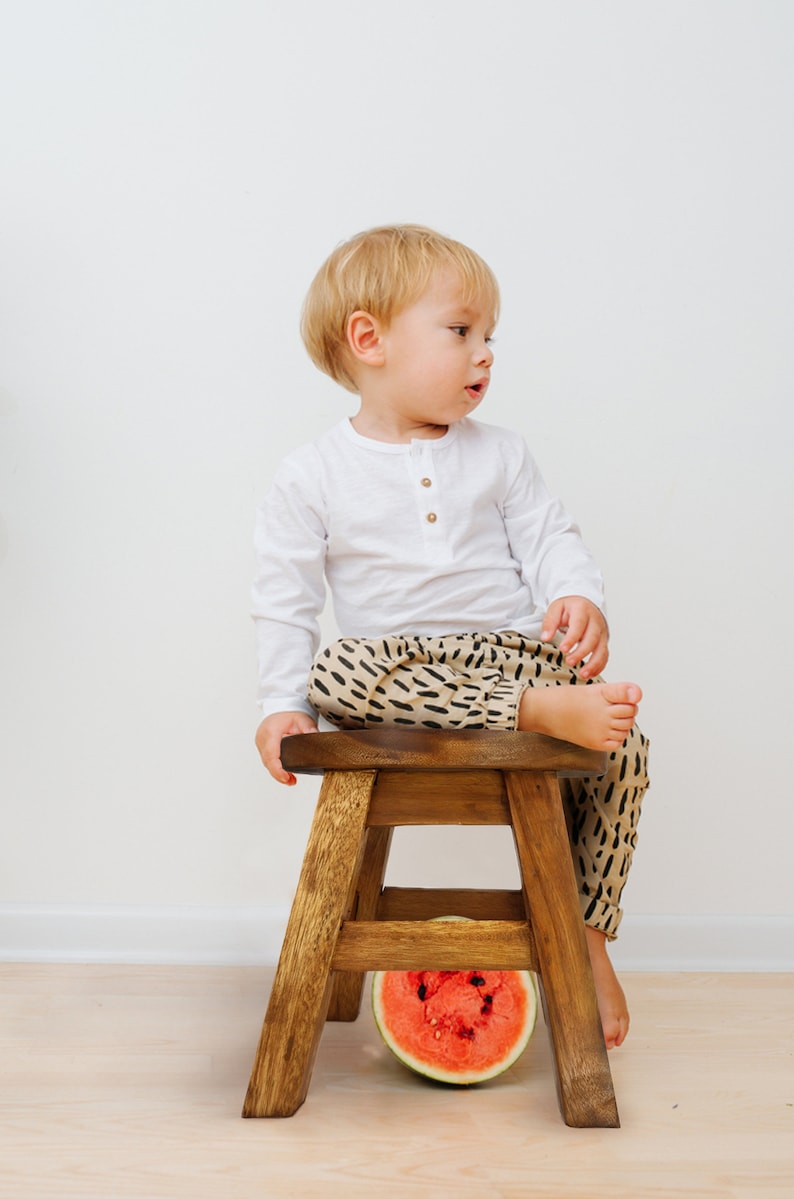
252, 417, 605, 718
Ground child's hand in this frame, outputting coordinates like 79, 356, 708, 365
255, 710, 319, 785
541, 596, 609, 680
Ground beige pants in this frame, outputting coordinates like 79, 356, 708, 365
308, 631, 649, 939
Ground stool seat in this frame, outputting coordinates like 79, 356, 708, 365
242, 729, 619, 1128
281, 727, 606, 774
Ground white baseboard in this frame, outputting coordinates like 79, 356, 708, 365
608, 913, 793, 972
0, 903, 291, 967
0, 904, 791, 971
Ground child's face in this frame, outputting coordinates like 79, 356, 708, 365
373, 269, 496, 430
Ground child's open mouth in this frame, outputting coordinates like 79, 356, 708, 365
465, 380, 487, 400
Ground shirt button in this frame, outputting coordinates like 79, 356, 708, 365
426, 512, 437, 523
421, 477, 432, 487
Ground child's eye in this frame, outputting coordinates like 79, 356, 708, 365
450, 325, 468, 338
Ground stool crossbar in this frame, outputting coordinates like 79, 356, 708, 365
242, 729, 619, 1128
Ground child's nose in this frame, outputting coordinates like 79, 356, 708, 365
475, 339, 494, 367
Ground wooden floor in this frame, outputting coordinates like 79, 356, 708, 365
1, 966, 791, 1199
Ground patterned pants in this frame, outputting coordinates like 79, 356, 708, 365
308, 631, 649, 939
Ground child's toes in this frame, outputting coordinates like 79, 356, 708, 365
603, 682, 642, 706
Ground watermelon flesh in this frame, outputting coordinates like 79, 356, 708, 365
372, 966, 538, 1085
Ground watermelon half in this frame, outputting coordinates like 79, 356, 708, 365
372, 959, 538, 1086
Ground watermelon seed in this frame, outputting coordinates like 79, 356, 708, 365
470, 975, 486, 986
417, 984, 427, 1001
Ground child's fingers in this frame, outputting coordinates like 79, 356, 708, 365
542, 598, 609, 678
540, 597, 566, 642
255, 713, 317, 785
559, 616, 587, 656
256, 736, 290, 784
561, 612, 609, 677
559, 604, 596, 657
578, 638, 609, 679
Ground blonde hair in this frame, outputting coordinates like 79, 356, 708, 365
301, 224, 500, 393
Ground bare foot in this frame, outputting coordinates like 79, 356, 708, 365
518, 681, 642, 751
585, 927, 629, 1049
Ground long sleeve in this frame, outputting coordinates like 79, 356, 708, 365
251, 450, 328, 717
500, 437, 605, 616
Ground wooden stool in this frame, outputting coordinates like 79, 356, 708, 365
242, 729, 620, 1127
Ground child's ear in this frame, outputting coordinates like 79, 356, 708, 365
347, 311, 386, 367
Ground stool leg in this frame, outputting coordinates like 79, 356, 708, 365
242, 770, 375, 1117
327, 824, 394, 1021
504, 769, 620, 1129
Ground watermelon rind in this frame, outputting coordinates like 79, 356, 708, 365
371, 919, 538, 1086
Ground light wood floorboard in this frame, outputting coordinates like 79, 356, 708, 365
1, 965, 792, 1198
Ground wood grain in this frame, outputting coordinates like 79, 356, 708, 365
506, 769, 619, 1128
376, 885, 526, 920
367, 769, 510, 824
331, 918, 536, 971
242, 770, 375, 1117
326, 824, 393, 1022
281, 729, 606, 776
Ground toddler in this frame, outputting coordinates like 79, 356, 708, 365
252, 224, 649, 1049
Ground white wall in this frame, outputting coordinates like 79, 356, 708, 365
1, 1, 792, 968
